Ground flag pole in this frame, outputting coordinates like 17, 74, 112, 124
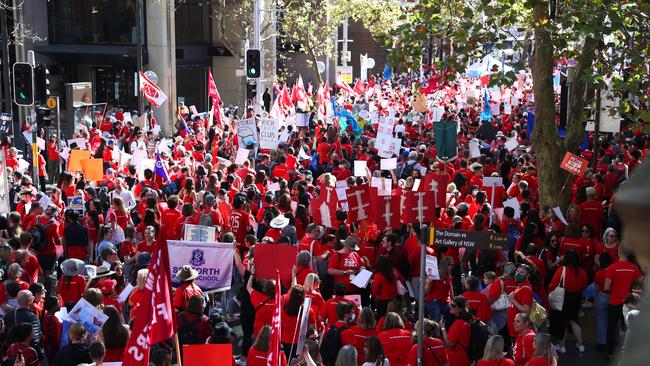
174, 333, 183, 366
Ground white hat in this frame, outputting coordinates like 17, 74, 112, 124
469, 162, 483, 172
270, 215, 290, 229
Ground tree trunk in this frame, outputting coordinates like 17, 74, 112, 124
530, 2, 570, 211
564, 36, 599, 153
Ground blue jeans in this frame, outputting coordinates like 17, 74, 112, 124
426, 300, 447, 322
596, 291, 610, 345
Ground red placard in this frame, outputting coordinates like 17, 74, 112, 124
254, 244, 298, 282
560, 152, 589, 176
184, 344, 232, 366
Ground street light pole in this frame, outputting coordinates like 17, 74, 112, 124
417, 224, 429, 366
135, 0, 144, 115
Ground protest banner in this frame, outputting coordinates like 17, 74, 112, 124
68, 150, 91, 172
183, 224, 216, 242
184, 344, 232, 366
167, 240, 234, 293
560, 152, 589, 176
67, 196, 85, 213
236, 118, 258, 145
432, 228, 508, 250
80, 158, 104, 181
259, 118, 280, 150
254, 244, 297, 282
67, 298, 109, 334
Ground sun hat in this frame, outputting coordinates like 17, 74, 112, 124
95, 266, 115, 278
270, 215, 290, 229
340, 236, 360, 251
61, 259, 87, 277
176, 265, 199, 282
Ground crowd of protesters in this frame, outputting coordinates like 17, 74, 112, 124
0, 70, 647, 366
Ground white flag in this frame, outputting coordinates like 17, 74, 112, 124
139, 71, 168, 108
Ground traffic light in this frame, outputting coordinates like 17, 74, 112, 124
34, 63, 50, 105
246, 49, 261, 78
12, 62, 34, 106
246, 82, 257, 99
35, 105, 52, 127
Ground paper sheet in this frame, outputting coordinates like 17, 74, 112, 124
505, 137, 519, 152
117, 283, 134, 303
412, 178, 421, 191
469, 140, 481, 158
235, 148, 250, 165
350, 269, 373, 288
503, 197, 521, 219
380, 158, 397, 170
354, 160, 367, 177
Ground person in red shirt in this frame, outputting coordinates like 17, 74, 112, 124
295, 251, 315, 287
59, 258, 88, 305
371, 255, 399, 318
475, 335, 515, 366
341, 307, 378, 365
280, 285, 317, 360
4, 323, 39, 366
595, 227, 620, 266
578, 187, 604, 238
441, 296, 473, 366
34, 205, 61, 275
378, 312, 413, 366
525, 333, 557, 366
173, 265, 203, 312
507, 264, 534, 337
327, 237, 366, 293
42, 296, 62, 363
247, 325, 288, 366
604, 247, 642, 357
462, 275, 492, 323
548, 250, 588, 353
247, 272, 276, 335
46, 135, 60, 183
406, 318, 448, 366
160, 195, 182, 240
512, 313, 536, 366
425, 256, 454, 322
230, 196, 253, 246
319, 283, 359, 326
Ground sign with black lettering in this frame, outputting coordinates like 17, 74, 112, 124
432, 228, 508, 250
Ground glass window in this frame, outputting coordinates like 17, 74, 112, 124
49, 0, 136, 45
175, 0, 211, 45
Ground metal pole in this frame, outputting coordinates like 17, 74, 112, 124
135, 0, 144, 115
0, 7, 11, 112
253, 0, 262, 106
417, 223, 428, 366
55, 96, 61, 140
592, 88, 601, 170
341, 19, 349, 67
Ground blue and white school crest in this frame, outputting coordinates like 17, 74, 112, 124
190, 249, 205, 266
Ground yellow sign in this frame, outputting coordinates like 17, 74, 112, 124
46, 97, 57, 109
32, 143, 38, 168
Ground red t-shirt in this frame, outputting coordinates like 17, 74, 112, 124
250, 290, 275, 334
446, 318, 471, 366
58, 275, 87, 305
295, 265, 315, 287
378, 328, 413, 366
462, 290, 492, 323
605, 261, 642, 305
230, 209, 252, 244
425, 276, 452, 303
371, 272, 398, 301
407, 337, 448, 366
280, 306, 316, 344
162, 208, 182, 239
5, 343, 39, 365
247, 347, 287, 366
513, 329, 536, 366
549, 266, 588, 293
328, 250, 363, 291
173, 282, 203, 311
508, 282, 533, 337
319, 296, 357, 326
476, 359, 516, 366
526, 356, 552, 366
341, 325, 378, 366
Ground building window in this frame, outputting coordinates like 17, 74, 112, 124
49, 0, 136, 45
175, 0, 212, 45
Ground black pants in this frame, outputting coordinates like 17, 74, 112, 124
240, 302, 255, 356
607, 304, 624, 355
37, 254, 57, 275
376, 299, 389, 319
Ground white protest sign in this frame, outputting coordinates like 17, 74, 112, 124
236, 118, 258, 145
504, 197, 521, 219
354, 160, 367, 177
183, 224, 217, 243
36, 137, 46, 151
67, 138, 87, 149
68, 298, 109, 334
235, 148, 250, 165
505, 137, 519, 152
38, 195, 53, 209
483, 177, 503, 187
552, 207, 568, 225
295, 296, 313, 356
380, 158, 397, 170
469, 139, 481, 158
168, 241, 234, 293
259, 118, 279, 150
296, 113, 309, 127
425, 255, 440, 279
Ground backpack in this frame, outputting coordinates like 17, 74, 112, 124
28, 217, 53, 250
97, 187, 112, 214
505, 220, 521, 251
177, 312, 203, 345
320, 324, 348, 366
465, 319, 491, 361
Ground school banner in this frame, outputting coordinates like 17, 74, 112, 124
259, 118, 280, 150
167, 240, 234, 293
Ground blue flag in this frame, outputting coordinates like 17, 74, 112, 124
480, 90, 492, 122
154, 154, 171, 183
383, 61, 392, 80
331, 97, 361, 134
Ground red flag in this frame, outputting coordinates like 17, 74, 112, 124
123, 229, 174, 365
335, 81, 358, 98
281, 85, 293, 112
267, 271, 282, 366
402, 191, 435, 224
423, 172, 449, 208
346, 184, 371, 222
369, 188, 400, 231
353, 79, 365, 97
139, 71, 168, 108
207, 67, 221, 106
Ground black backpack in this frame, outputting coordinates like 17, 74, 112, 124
465, 319, 491, 361
28, 217, 53, 250
320, 324, 348, 366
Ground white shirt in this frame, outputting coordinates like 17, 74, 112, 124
111, 189, 137, 210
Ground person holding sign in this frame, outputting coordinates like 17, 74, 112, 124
173, 265, 203, 312
327, 237, 367, 294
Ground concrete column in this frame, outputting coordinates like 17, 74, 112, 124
146, 0, 176, 135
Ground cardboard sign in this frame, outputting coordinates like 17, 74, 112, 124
254, 244, 297, 282
259, 118, 279, 150
184, 344, 232, 366
560, 152, 589, 176
432, 228, 508, 250
67, 150, 91, 172
354, 160, 367, 176
80, 159, 103, 181
380, 158, 397, 170
236, 118, 258, 145
235, 148, 250, 165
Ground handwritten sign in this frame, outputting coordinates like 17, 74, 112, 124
560, 152, 589, 176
